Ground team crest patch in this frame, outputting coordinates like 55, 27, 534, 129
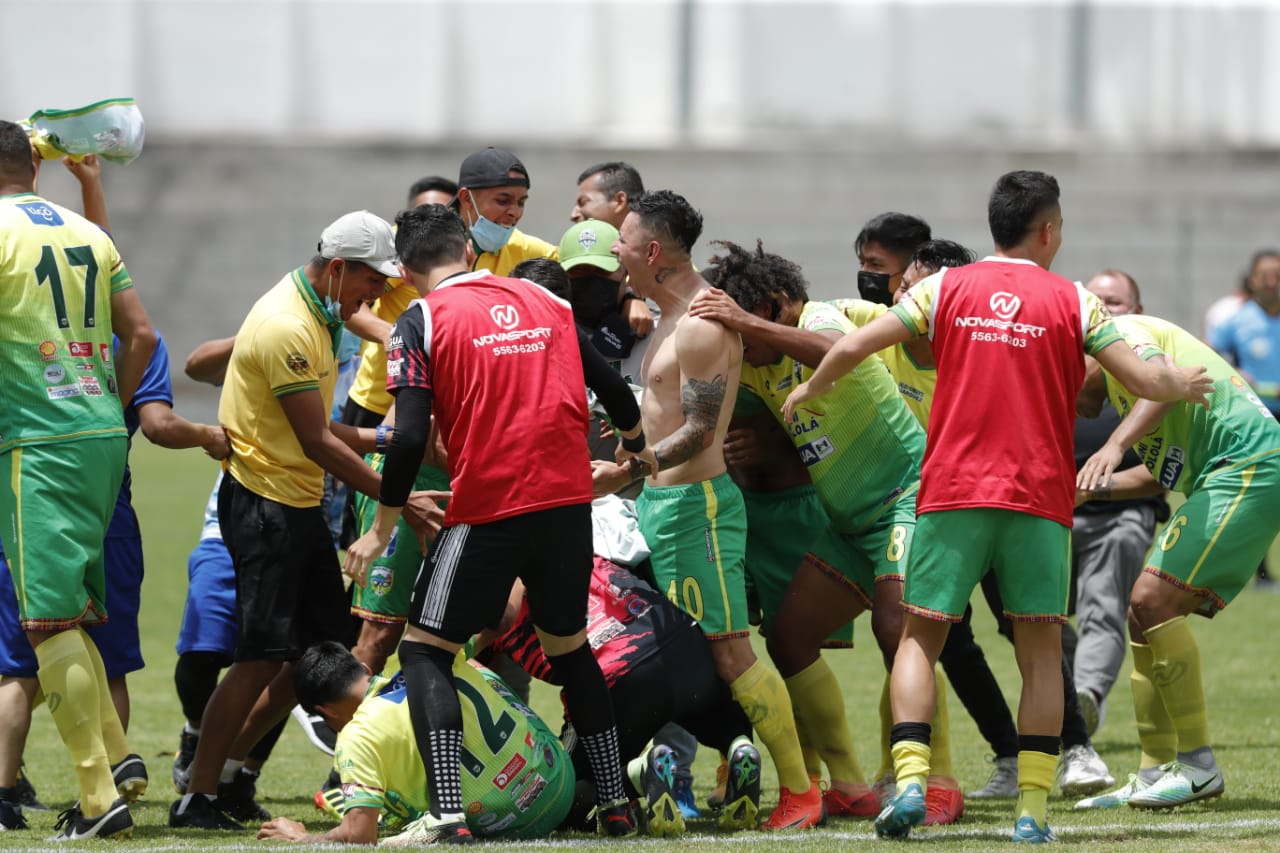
577, 228, 598, 250
286, 352, 310, 374
368, 565, 393, 596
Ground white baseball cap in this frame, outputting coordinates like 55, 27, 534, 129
318, 211, 399, 277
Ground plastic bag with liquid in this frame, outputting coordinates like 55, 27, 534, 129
23, 98, 145, 166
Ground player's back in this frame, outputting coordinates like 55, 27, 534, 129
0, 194, 128, 451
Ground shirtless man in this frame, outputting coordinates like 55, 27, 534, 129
591, 191, 822, 830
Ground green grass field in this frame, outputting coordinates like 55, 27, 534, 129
9, 442, 1280, 850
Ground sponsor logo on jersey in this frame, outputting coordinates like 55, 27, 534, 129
898, 382, 924, 402
1158, 445, 1186, 489
76, 362, 96, 372
953, 315, 1046, 337
493, 754, 527, 790
385, 358, 402, 378
69, 341, 93, 358
514, 774, 548, 812
387, 334, 403, 351
471, 327, 552, 347
490, 304, 520, 330
587, 617, 626, 649
989, 291, 1021, 320
43, 364, 66, 383
99, 343, 112, 363
467, 801, 484, 816
79, 376, 103, 396
798, 435, 836, 466
47, 383, 82, 400
39, 340, 57, 360
17, 201, 64, 226
479, 814, 517, 836
286, 352, 310, 374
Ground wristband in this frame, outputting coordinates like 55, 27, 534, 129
620, 291, 641, 304
620, 432, 646, 454
375, 424, 391, 453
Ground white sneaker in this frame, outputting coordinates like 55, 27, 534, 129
968, 756, 1018, 799
1077, 689, 1105, 737
290, 705, 337, 756
871, 772, 897, 808
1127, 760, 1224, 809
1058, 744, 1114, 797
1074, 774, 1148, 810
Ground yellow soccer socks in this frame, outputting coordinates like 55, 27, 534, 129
787, 658, 866, 786
1145, 616, 1211, 754
81, 628, 130, 761
1016, 746, 1058, 827
731, 660, 811, 793
1130, 639, 1178, 769
35, 630, 118, 816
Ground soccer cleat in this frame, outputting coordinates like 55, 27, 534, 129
1011, 815, 1058, 843
823, 784, 880, 819
50, 797, 133, 841
761, 784, 824, 831
380, 814, 474, 846
168, 795, 245, 830
111, 753, 149, 802
216, 768, 271, 822
173, 729, 198, 794
707, 755, 728, 812
923, 779, 965, 825
14, 764, 49, 811
673, 775, 701, 819
874, 782, 926, 840
1073, 774, 1149, 810
291, 704, 338, 756
595, 798, 641, 838
871, 772, 896, 808
1127, 760, 1224, 809
1, 798, 28, 831
643, 744, 686, 837
315, 785, 346, 819
1058, 744, 1114, 798
969, 755, 1019, 799
716, 737, 761, 831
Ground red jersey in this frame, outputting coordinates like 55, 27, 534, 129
890, 258, 1122, 526
386, 272, 592, 525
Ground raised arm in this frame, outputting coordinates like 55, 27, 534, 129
689, 288, 838, 368
781, 310, 912, 420
1093, 339, 1212, 408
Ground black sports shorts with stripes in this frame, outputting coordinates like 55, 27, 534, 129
408, 502, 593, 644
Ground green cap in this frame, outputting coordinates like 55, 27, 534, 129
559, 219, 620, 273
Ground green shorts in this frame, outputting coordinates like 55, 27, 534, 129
742, 486, 852, 647
1, 438, 126, 630
637, 473, 749, 639
807, 492, 915, 606
1147, 454, 1280, 616
904, 508, 1070, 623
352, 454, 450, 624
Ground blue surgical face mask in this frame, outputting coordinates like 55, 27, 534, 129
323, 263, 345, 321
467, 194, 515, 254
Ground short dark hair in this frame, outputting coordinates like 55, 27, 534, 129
909, 239, 976, 276
577, 161, 644, 200
293, 642, 364, 716
628, 190, 702, 255
987, 170, 1061, 250
395, 204, 469, 274
0, 120, 35, 184
511, 258, 570, 301
704, 239, 808, 319
407, 175, 458, 206
1094, 268, 1142, 306
854, 213, 931, 262
1248, 249, 1280, 279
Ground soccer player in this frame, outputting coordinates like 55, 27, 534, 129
1073, 313, 1280, 810
783, 170, 1213, 842
591, 192, 823, 831
0, 119, 157, 840
257, 642, 573, 844
344, 203, 646, 842
689, 239, 946, 822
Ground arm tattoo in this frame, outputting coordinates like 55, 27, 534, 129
654, 266, 677, 284
651, 374, 727, 470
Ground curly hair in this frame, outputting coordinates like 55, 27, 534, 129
704, 239, 809, 318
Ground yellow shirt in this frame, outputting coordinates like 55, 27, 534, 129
473, 228, 558, 276
346, 280, 419, 416
219, 268, 338, 507
832, 298, 937, 428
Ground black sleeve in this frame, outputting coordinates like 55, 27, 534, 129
379, 386, 432, 507
578, 326, 641, 433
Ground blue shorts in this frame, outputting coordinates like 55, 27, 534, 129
84, 531, 146, 678
1, 529, 145, 679
175, 537, 238, 657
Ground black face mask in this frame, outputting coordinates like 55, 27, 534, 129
569, 275, 621, 329
857, 270, 893, 306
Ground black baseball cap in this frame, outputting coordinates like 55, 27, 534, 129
457, 147, 530, 191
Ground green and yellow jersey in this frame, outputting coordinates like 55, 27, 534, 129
739, 301, 925, 532
833, 298, 937, 428
335, 658, 573, 839
1105, 314, 1280, 495
0, 193, 132, 453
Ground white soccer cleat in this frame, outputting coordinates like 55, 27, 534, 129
1127, 760, 1224, 809
1058, 744, 1114, 798
1074, 774, 1148, 810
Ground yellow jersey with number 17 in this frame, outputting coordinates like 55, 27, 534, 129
0, 193, 132, 453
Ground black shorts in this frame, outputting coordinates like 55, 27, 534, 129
408, 503, 592, 644
218, 474, 354, 661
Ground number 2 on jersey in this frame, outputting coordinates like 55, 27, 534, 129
34, 244, 98, 329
